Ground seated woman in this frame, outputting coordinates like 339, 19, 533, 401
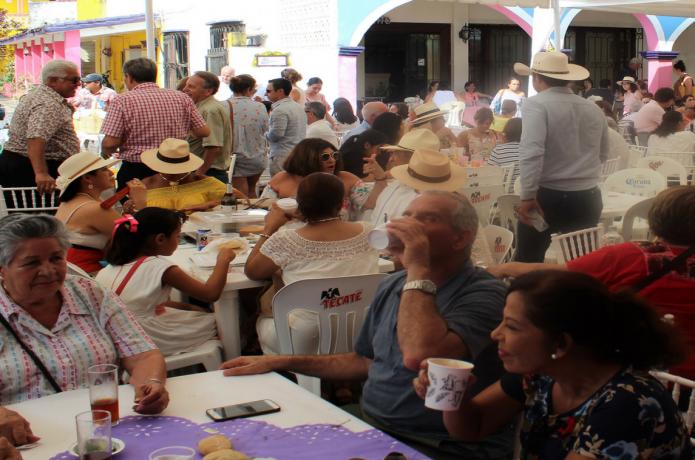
414, 270, 692, 459
261, 138, 370, 220
487, 118, 522, 189
247, 172, 379, 355
488, 186, 695, 379
0, 214, 168, 431
141, 138, 225, 213
457, 107, 498, 161
647, 110, 695, 155
55, 153, 147, 274
339, 129, 387, 179
96, 208, 235, 357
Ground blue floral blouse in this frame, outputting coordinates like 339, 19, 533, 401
500, 369, 692, 459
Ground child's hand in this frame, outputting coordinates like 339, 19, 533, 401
217, 247, 236, 265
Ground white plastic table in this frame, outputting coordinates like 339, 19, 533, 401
601, 191, 648, 226
9, 371, 375, 460
169, 244, 395, 360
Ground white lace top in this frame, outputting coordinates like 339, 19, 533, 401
260, 223, 380, 285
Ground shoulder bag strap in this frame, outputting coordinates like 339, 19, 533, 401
115, 256, 148, 296
632, 245, 695, 292
0, 313, 62, 393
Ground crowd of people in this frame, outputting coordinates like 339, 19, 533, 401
0, 50, 694, 460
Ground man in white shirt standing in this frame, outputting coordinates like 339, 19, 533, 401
305, 101, 338, 149
514, 51, 609, 262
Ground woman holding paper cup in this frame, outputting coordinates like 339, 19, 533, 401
413, 271, 691, 459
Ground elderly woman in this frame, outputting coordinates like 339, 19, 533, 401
489, 185, 695, 379
141, 138, 225, 212
55, 153, 147, 274
247, 172, 379, 355
0, 214, 168, 446
414, 270, 692, 459
261, 138, 370, 220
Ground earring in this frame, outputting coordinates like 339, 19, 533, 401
551, 353, 557, 360
88, 184, 94, 190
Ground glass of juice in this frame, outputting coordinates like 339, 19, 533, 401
75, 410, 112, 460
87, 364, 119, 425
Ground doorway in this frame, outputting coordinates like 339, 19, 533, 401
363, 22, 451, 103
564, 27, 640, 84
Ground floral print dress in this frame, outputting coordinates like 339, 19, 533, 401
500, 369, 692, 459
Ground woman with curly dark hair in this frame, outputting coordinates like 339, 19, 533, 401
414, 270, 692, 460
260, 138, 371, 220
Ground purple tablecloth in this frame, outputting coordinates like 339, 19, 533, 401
50, 415, 430, 459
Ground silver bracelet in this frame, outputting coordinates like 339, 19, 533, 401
147, 378, 164, 385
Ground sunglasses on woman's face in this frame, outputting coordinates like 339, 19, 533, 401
320, 151, 338, 161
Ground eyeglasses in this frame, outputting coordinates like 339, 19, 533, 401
58, 76, 81, 84
320, 151, 338, 161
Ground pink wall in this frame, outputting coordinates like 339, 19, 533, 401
338, 55, 358, 111
12, 30, 81, 85
63, 30, 81, 69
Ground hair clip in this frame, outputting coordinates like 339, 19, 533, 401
112, 214, 139, 238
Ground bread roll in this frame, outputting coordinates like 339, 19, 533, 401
203, 449, 250, 460
218, 239, 245, 250
198, 434, 233, 455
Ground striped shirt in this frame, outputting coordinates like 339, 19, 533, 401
100, 83, 206, 163
488, 141, 520, 186
0, 276, 156, 405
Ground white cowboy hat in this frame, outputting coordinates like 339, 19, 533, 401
411, 102, 449, 126
513, 51, 589, 81
390, 148, 467, 192
618, 76, 636, 84
381, 128, 440, 152
56, 152, 120, 196
141, 138, 203, 175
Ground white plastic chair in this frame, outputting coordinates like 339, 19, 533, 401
603, 168, 667, 197
483, 225, 514, 265
164, 340, 223, 373
619, 196, 654, 242
627, 145, 648, 168
0, 187, 60, 217
500, 164, 516, 193
637, 156, 688, 186
650, 370, 695, 444
459, 184, 505, 225
273, 274, 387, 395
600, 158, 620, 181
550, 226, 604, 263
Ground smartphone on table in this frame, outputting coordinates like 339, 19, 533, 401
206, 399, 280, 422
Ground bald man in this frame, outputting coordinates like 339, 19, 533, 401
214, 66, 235, 101
342, 101, 388, 144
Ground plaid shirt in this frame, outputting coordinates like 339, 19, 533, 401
4, 84, 79, 160
100, 83, 206, 163
0, 276, 156, 405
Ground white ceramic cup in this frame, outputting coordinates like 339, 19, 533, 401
425, 358, 474, 411
276, 198, 298, 213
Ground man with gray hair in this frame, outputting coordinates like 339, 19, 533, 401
305, 101, 338, 148
220, 191, 511, 459
0, 60, 80, 193
214, 65, 235, 101
183, 71, 233, 182
342, 101, 388, 144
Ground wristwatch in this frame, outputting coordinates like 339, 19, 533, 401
402, 279, 437, 295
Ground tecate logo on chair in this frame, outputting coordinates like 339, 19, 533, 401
320, 288, 364, 309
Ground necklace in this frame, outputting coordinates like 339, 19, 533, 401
306, 216, 341, 224
159, 172, 192, 192
76, 192, 99, 201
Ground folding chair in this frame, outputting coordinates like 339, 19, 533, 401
550, 226, 604, 263
0, 186, 61, 218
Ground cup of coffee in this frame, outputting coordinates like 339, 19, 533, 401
425, 358, 474, 411
276, 198, 298, 214
367, 224, 402, 251
87, 364, 119, 425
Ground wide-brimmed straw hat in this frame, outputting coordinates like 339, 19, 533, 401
381, 128, 440, 152
141, 138, 203, 174
514, 51, 589, 81
618, 76, 636, 84
411, 102, 449, 126
390, 148, 466, 192
56, 152, 120, 196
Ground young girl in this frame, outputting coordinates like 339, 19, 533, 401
95, 207, 236, 357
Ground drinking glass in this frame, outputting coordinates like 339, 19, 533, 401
149, 446, 196, 460
75, 410, 112, 460
87, 364, 119, 424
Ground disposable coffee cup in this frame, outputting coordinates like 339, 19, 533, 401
425, 358, 474, 411
276, 198, 298, 214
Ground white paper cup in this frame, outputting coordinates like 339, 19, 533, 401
425, 358, 474, 411
368, 225, 390, 250
276, 198, 298, 213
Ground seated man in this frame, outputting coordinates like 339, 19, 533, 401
222, 191, 512, 460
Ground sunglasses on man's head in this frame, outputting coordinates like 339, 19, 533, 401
320, 151, 338, 161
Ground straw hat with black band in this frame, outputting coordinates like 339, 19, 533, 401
56, 153, 120, 197
390, 148, 466, 192
141, 138, 203, 175
513, 51, 589, 82
410, 102, 450, 127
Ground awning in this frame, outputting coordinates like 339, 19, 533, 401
562, 0, 695, 17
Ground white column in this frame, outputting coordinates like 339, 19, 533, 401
451, 2, 470, 92
145, 0, 156, 61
